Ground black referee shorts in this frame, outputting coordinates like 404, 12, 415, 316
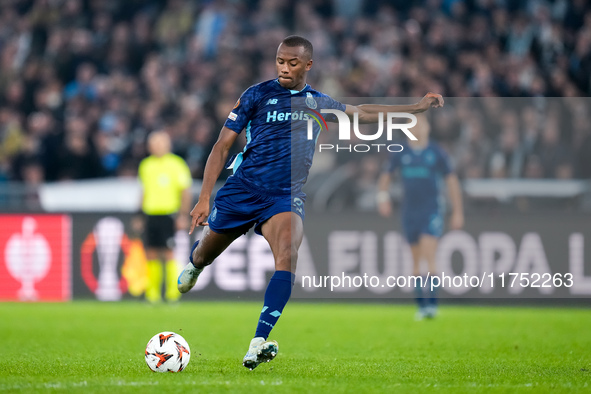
144, 214, 175, 249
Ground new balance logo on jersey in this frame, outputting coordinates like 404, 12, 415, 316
267, 99, 278, 105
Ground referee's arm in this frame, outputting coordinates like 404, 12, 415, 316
176, 186, 192, 231
376, 172, 393, 218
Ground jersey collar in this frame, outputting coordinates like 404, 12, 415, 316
274, 78, 310, 94
409, 141, 430, 153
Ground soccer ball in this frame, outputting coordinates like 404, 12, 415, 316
145, 331, 191, 372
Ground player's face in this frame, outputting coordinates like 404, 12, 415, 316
276, 44, 313, 91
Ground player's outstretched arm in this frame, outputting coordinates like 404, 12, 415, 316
345, 93, 444, 124
445, 173, 464, 230
189, 126, 239, 234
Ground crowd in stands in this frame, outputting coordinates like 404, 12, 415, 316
0, 0, 590, 190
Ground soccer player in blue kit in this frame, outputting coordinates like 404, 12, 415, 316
377, 114, 463, 320
178, 35, 444, 369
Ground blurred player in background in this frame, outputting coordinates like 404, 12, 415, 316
377, 114, 463, 320
138, 131, 192, 303
177, 35, 443, 369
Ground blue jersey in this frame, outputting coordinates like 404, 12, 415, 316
385, 142, 452, 215
224, 79, 345, 195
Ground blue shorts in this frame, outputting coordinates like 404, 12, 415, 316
208, 176, 305, 236
402, 212, 443, 244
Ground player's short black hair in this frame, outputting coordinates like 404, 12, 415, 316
281, 35, 313, 59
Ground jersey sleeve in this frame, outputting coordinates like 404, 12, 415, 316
137, 159, 147, 187
327, 95, 346, 112
224, 86, 257, 133
318, 94, 346, 122
176, 157, 193, 189
435, 144, 453, 176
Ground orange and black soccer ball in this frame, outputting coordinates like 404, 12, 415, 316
145, 331, 191, 372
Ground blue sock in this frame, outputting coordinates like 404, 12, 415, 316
255, 270, 295, 339
414, 276, 426, 309
189, 240, 199, 266
428, 275, 438, 307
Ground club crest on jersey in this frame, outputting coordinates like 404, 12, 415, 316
305, 92, 317, 109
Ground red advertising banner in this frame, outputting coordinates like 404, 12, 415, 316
0, 215, 71, 301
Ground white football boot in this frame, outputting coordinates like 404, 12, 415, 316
242, 337, 279, 370
177, 241, 203, 293
424, 305, 438, 319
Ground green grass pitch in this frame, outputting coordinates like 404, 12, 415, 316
1, 301, 590, 393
